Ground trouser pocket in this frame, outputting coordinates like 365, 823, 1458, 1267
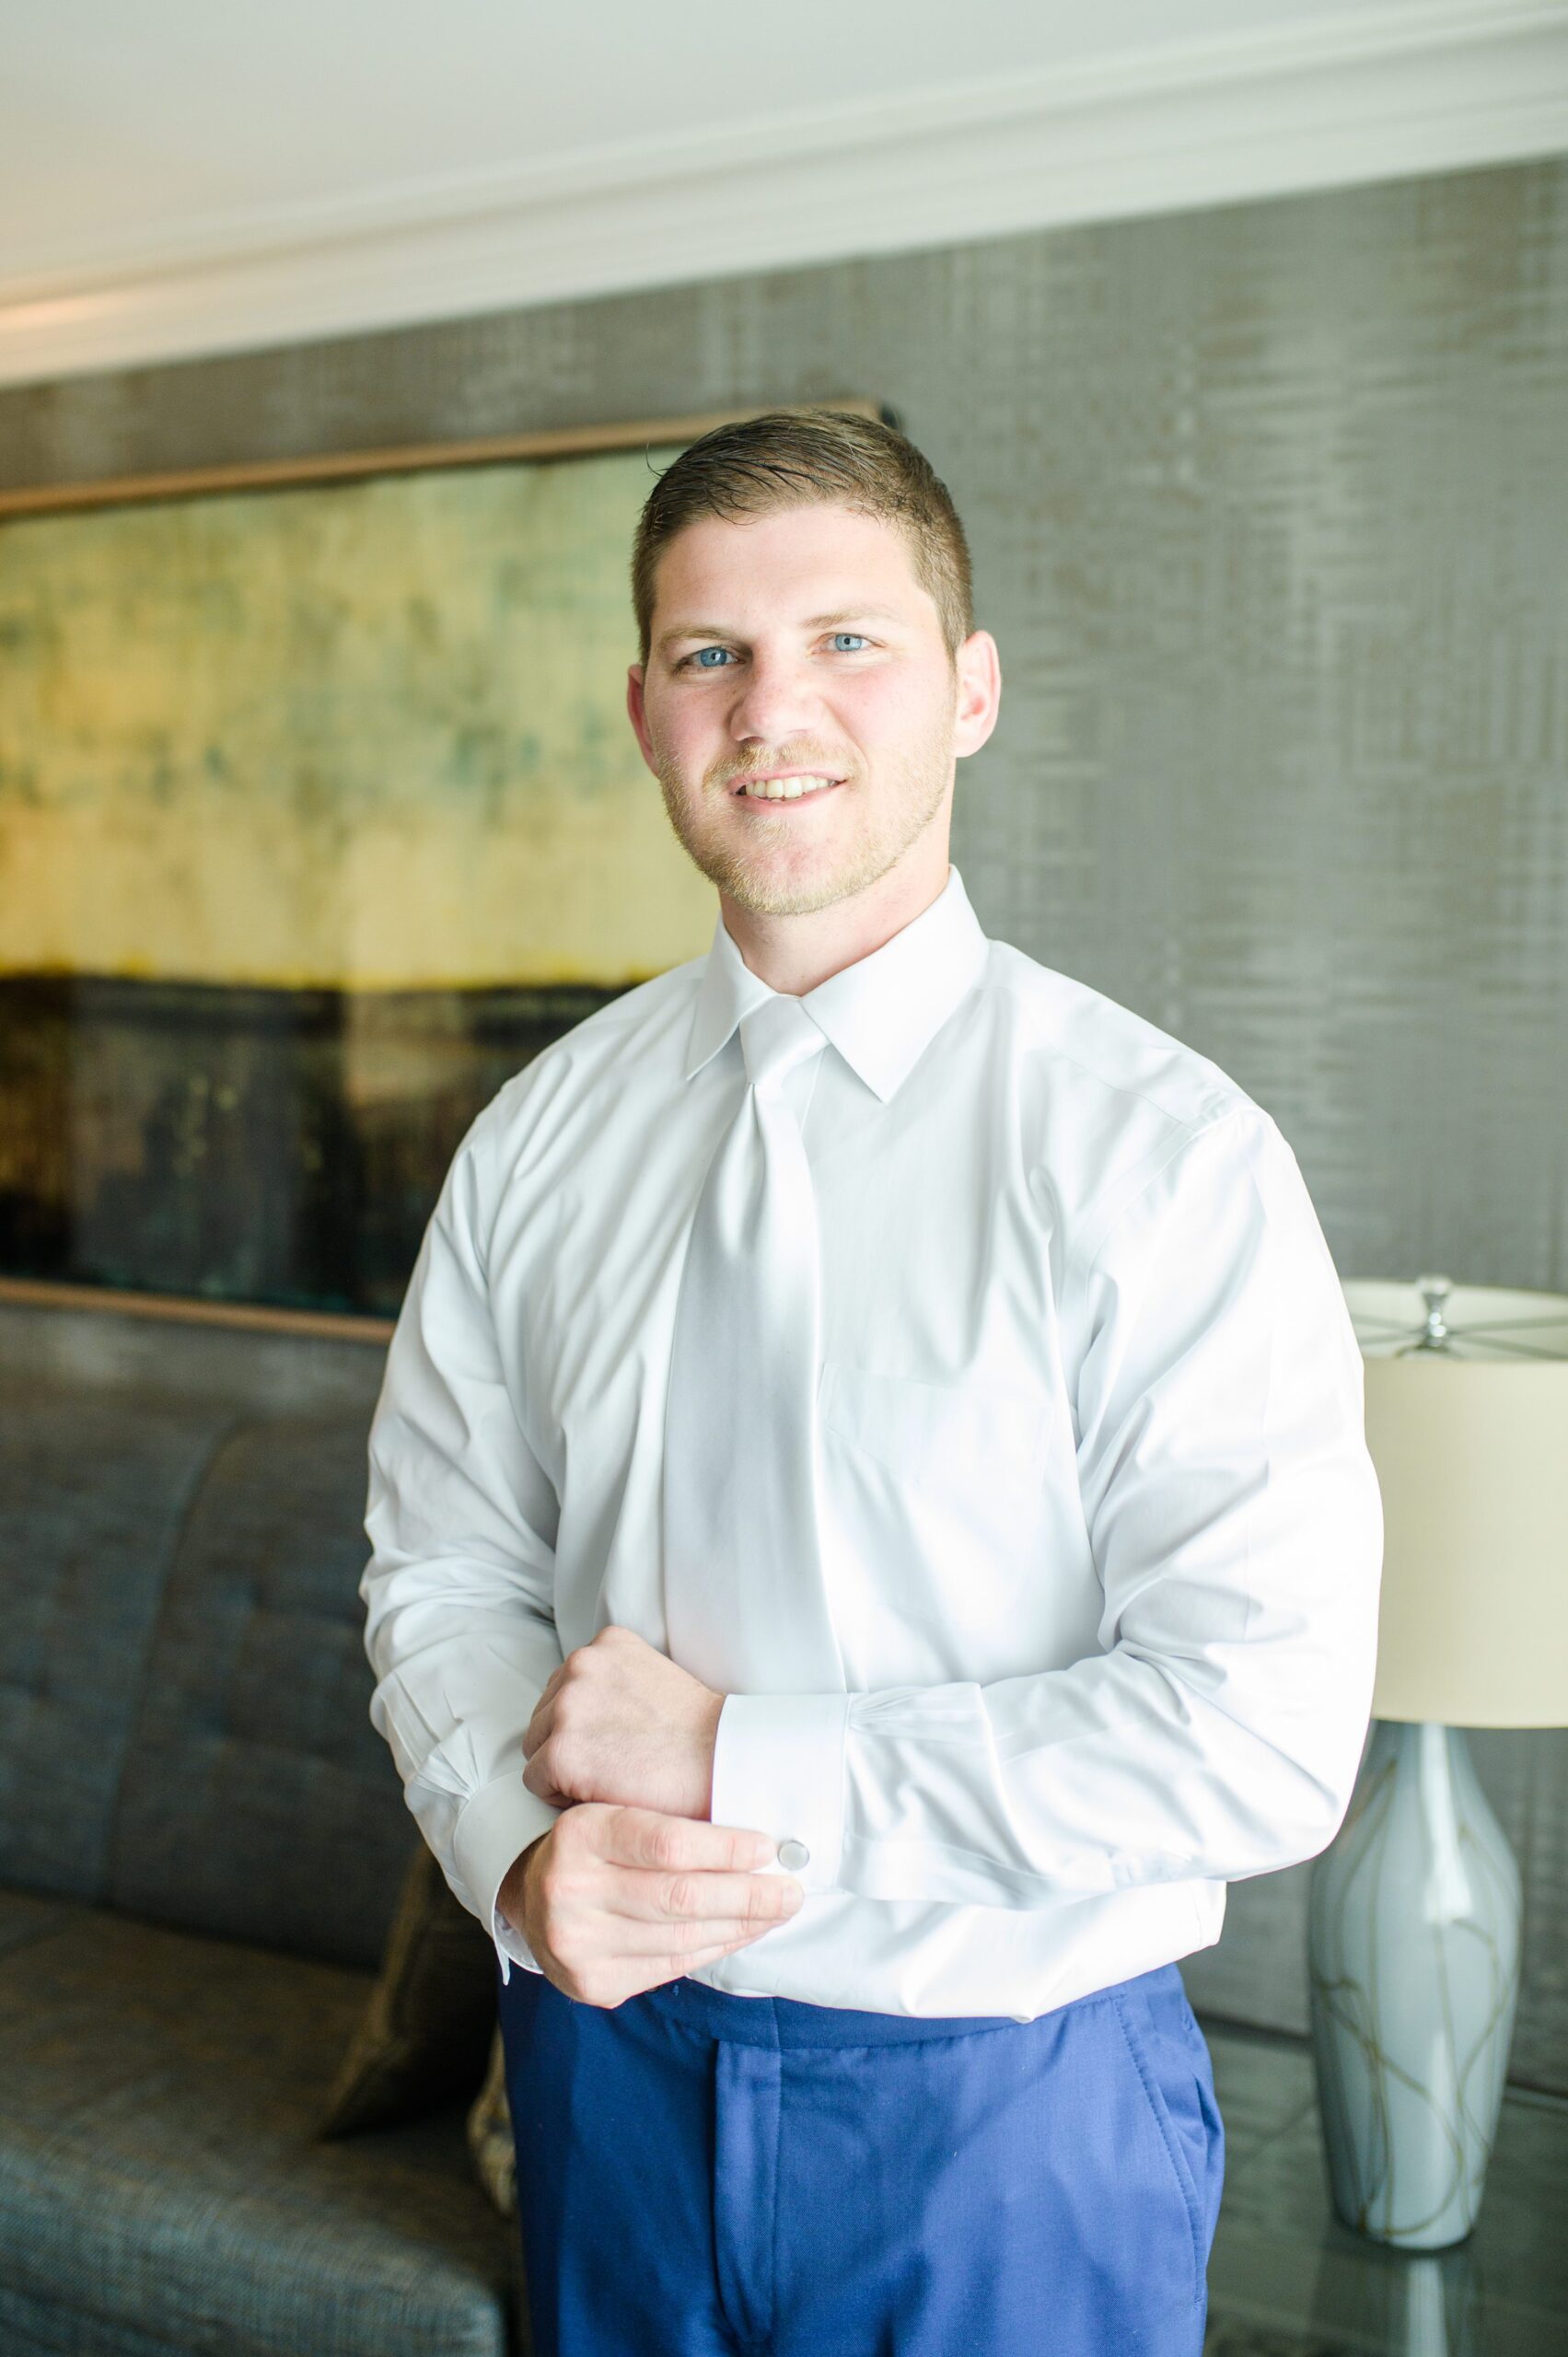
1110, 1980, 1218, 2313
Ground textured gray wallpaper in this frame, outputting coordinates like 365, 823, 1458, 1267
3, 154, 1564, 2086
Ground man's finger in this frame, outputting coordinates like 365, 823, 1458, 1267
521, 1751, 572, 1806
521, 1684, 560, 1762
614, 1931, 774, 2003
603, 1910, 790, 1956
599, 1805, 776, 1874
526, 1647, 588, 1747
607, 1866, 803, 1925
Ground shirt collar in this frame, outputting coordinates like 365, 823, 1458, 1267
682, 863, 990, 1104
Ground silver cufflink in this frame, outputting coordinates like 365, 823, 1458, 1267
777, 1839, 810, 1871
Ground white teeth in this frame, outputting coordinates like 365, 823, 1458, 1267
741, 775, 835, 800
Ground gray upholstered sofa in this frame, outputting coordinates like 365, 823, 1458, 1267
0, 1291, 523, 2357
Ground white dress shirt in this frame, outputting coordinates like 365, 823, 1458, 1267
361, 862, 1382, 2021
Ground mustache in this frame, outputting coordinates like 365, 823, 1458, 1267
709, 746, 854, 791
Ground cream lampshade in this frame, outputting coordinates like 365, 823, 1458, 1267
1309, 1277, 1568, 2255
1356, 1281, 1568, 1728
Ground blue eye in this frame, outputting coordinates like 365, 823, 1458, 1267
829, 633, 868, 652
691, 646, 732, 668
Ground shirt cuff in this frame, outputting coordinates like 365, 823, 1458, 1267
710, 1691, 850, 1893
453, 1772, 560, 1990
492, 1902, 543, 1985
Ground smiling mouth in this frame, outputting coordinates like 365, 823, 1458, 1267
731, 773, 843, 804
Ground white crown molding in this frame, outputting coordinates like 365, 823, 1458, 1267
2, 2, 1564, 389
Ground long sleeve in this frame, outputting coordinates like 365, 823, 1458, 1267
711, 1105, 1384, 1909
360, 1105, 563, 1985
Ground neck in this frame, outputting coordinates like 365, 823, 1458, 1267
719, 842, 952, 996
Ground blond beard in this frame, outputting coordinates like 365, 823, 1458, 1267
653, 747, 953, 918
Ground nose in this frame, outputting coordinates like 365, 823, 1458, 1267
727, 647, 824, 749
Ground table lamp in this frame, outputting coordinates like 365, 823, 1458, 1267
1308, 1277, 1568, 2251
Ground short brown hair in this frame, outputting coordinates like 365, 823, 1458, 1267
631, 407, 973, 665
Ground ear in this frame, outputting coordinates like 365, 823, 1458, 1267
625, 663, 659, 777
952, 629, 1002, 760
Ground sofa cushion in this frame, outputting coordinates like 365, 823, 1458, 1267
105, 1399, 415, 1973
0, 1890, 519, 2357
0, 1364, 232, 1903
0, 1883, 85, 1961
0, 2277, 213, 2356
0, 1299, 419, 1975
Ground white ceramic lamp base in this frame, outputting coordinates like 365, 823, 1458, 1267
1307, 1720, 1521, 2250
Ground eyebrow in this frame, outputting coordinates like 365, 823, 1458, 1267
655, 607, 906, 655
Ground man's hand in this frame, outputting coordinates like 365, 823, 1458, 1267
501, 1804, 804, 2008
522, 1624, 723, 1820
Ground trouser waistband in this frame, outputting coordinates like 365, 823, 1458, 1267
638, 1960, 1182, 2048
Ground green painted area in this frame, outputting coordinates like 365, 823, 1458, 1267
0, 444, 712, 986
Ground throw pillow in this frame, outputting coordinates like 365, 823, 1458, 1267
468, 2024, 517, 2215
315, 1839, 499, 2138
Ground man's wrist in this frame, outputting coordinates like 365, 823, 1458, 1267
500, 1827, 551, 1935
701, 1690, 726, 1817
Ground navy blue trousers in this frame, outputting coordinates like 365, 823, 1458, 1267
496, 1956, 1225, 2356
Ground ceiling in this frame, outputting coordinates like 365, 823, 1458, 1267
3, 0, 1565, 385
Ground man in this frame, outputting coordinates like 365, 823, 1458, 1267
360, 408, 1382, 2356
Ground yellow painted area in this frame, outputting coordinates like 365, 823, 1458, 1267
0, 448, 717, 986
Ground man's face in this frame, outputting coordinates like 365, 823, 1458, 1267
627, 501, 997, 919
